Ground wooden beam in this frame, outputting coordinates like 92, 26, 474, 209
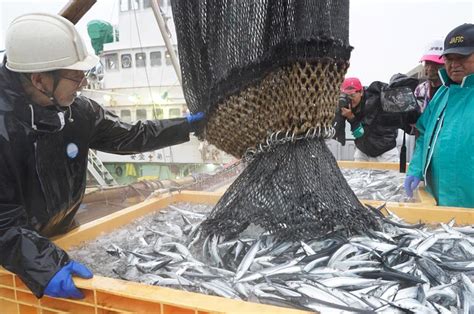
337, 161, 403, 171
58, 0, 97, 24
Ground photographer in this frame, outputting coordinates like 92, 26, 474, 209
333, 77, 400, 162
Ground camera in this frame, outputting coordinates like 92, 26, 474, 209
339, 93, 352, 109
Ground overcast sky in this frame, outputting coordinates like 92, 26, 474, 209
0, 0, 473, 84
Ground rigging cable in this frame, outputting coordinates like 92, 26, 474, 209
132, 2, 156, 117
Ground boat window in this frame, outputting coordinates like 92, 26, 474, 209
143, 0, 152, 9
153, 108, 164, 119
135, 52, 146, 67
121, 109, 131, 122
150, 51, 162, 66
104, 54, 119, 71
136, 109, 147, 120
169, 108, 181, 118
131, 0, 139, 10
121, 54, 132, 68
120, 0, 129, 11
165, 49, 177, 65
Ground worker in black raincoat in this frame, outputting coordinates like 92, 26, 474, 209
0, 13, 204, 299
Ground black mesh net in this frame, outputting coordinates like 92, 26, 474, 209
201, 138, 379, 240
171, 0, 351, 116
172, 1, 379, 240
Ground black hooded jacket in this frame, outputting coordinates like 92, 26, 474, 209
333, 82, 399, 157
0, 63, 190, 297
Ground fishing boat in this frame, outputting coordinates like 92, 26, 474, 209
1, 0, 421, 187
82, 0, 234, 186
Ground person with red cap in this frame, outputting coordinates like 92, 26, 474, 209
334, 77, 400, 162
414, 39, 445, 113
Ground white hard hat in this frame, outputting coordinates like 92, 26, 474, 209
5, 13, 99, 73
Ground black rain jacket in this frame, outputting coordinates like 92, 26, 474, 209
0, 62, 190, 297
333, 82, 399, 157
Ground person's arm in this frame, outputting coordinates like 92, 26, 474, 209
406, 101, 432, 178
82, 98, 192, 153
341, 106, 365, 139
404, 105, 432, 197
332, 109, 347, 145
0, 139, 69, 298
333, 95, 351, 144
407, 84, 448, 178
343, 96, 378, 140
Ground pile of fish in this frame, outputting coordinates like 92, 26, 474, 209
71, 203, 474, 313
341, 169, 409, 202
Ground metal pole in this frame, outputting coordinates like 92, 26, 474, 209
150, 0, 182, 85
59, 0, 97, 24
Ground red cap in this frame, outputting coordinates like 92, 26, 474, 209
340, 77, 363, 94
419, 39, 444, 65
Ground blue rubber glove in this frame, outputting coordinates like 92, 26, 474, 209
404, 175, 421, 198
44, 261, 93, 299
186, 112, 205, 123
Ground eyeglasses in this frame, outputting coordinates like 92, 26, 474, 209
56, 70, 91, 87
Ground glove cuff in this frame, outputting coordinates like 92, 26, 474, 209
352, 124, 364, 138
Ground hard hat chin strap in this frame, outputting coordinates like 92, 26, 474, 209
46, 71, 74, 122
21, 71, 74, 118
46, 71, 61, 105
21, 71, 60, 105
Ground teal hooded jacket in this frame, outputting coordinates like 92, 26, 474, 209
407, 69, 474, 208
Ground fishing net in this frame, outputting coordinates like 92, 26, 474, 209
172, 0, 379, 240
203, 138, 378, 240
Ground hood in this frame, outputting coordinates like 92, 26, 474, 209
0, 58, 68, 134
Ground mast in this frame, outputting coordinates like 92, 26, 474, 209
150, 0, 182, 85
59, 0, 97, 24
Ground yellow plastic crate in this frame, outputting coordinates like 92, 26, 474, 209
337, 161, 474, 224
2, 162, 473, 313
0, 192, 310, 314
